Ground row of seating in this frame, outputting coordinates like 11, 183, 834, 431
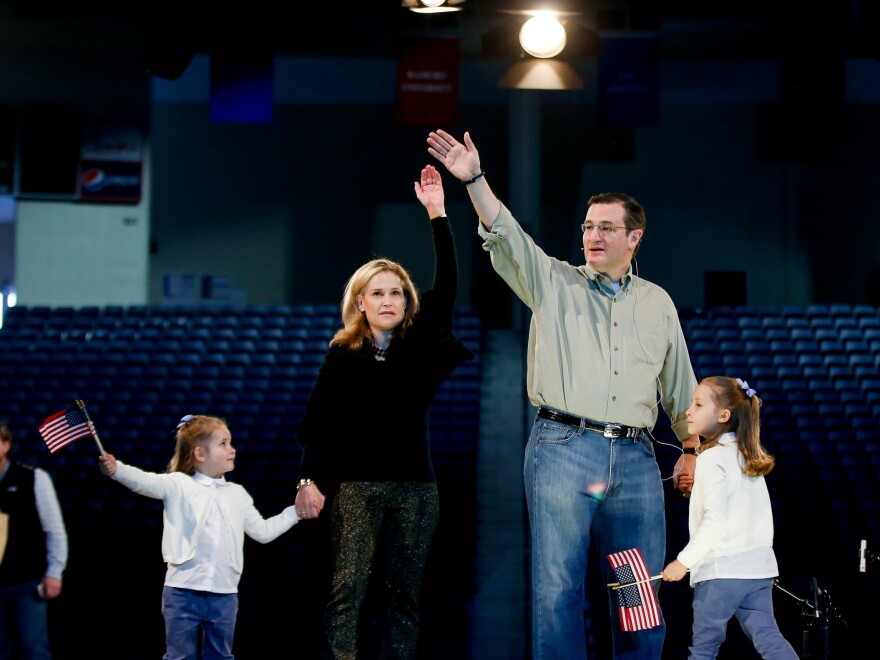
1, 304, 484, 497
679, 305, 880, 545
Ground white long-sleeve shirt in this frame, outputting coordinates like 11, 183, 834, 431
112, 461, 299, 591
34, 467, 68, 580
677, 432, 779, 586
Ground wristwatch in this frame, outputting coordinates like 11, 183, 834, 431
297, 478, 315, 491
682, 447, 698, 455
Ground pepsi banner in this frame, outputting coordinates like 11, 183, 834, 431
78, 160, 142, 203
77, 124, 143, 203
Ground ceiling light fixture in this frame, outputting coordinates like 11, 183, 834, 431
498, 59, 583, 90
403, 0, 465, 14
519, 12, 567, 58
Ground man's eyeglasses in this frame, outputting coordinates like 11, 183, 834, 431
581, 223, 628, 237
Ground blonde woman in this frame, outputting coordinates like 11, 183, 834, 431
295, 165, 473, 658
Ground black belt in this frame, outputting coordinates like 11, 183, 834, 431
537, 406, 644, 439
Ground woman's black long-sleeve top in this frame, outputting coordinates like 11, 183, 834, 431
296, 217, 474, 488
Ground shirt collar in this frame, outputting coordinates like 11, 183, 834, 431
718, 432, 737, 446
192, 470, 228, 488
580, 262, 634, 294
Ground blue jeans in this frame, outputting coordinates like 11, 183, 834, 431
691, 578, 798, 659
524, 410, 666, 660
0, 578, 52, 660
162, 586, 238, 660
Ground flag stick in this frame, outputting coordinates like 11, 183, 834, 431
75, 399, 106, 457
607, 574, 664, 590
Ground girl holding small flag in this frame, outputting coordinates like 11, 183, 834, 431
661, 377, 797, 659
98, 414, 302, 659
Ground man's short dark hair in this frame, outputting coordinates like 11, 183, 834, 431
587, 192, 646, 232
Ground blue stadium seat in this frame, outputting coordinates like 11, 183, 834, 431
260, 327, 285, 341
764, 328, 789, 340
819, 339, 845, 354
180, 339, 207, 354
861, 378, 880, 392
737, 316, 761, 329
714, 327, 739, 340
251, 353, 277, 368
823, 354, 849, 369
688, 328, 713, 342
718, 340, 744, 355
771, 352, 798, 367
774, 366, 801, 379
744, 339, 771, 354
844, 340, 870, 354
211, 328, 236, 341
769, 339, 795, 354
798, 354, 823, 370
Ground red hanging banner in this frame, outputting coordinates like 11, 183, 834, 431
395, 37, 459, 126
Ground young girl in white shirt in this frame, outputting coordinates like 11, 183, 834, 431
662, 377, 798, 659
98, 414, 301, 659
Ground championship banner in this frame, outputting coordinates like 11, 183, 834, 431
395, 36, 459, 126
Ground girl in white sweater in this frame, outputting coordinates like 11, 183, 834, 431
662, 377, 797, 659
98, 414, 301, 659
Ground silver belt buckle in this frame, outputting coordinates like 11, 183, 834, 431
603, 424, 622, 438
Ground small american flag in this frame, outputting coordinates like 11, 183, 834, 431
38, 407, 96, 453
607, 547, 662, 632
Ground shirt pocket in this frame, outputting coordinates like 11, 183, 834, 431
628, 328, 668, 367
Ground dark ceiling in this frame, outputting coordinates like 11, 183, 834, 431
0, 1, 875, 79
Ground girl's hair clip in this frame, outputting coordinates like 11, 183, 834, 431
735, 378, 757, 398
176, 414, 195, 430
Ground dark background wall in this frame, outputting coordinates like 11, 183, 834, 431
3, 3, 880, 317
144, 56, 880, 317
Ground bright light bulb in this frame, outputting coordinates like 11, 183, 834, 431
408, 0, 461, 13
519, 13, 567, 59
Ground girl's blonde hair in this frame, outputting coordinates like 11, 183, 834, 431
167, 414, 227, 474
330, 258, 419, 351
699, 376, 775, 476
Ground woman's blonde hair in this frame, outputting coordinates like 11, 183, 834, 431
0, 420, 11, 445
167, 414, 227, 474
699, 376, 775, 477
330, 258, 419, 351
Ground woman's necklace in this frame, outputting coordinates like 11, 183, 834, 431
372, 344, 389, 360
